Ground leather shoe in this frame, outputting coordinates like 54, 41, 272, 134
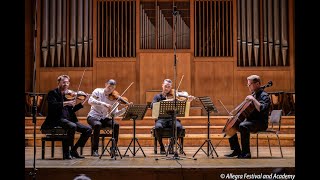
237, 153, 251, 159
224, 150, 241, 157
70, 150, 85, 159
92, 150, 99, 157
160, 146, 166, 155
63, 152, 72, 160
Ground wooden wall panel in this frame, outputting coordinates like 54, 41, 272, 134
139, 52, 192, 104
96, 60, 137, 104
194, 60, 234, 115
38, 68, 93, 116
25, 0, 296, 117
234, 69, 293, 106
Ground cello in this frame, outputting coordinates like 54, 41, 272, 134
222, 81, 273, 138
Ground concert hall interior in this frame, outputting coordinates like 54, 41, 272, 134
25, 0, 297, 179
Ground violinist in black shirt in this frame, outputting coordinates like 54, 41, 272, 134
151, 79, 195, 154
41, 75, 92, 159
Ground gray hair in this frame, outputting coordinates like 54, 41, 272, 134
57, 75, 70, 82
73, 174, 91, 180
247, 75, 261, 83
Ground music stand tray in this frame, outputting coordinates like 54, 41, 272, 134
158, 101, 186, 118
123, 104, 148, 157
193, 96, 219, 158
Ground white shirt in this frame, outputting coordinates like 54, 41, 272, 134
87, 88, 119, 120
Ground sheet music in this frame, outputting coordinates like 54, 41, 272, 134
152, 101, 190, 118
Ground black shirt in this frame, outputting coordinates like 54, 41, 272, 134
150, 93, 167, 109
247, 88, 271, 125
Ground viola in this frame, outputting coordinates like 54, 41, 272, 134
165, 89, 196, 101
222, 81, 273, 138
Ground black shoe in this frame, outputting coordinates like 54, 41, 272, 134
70, 150, 85, 159
224, 150, 241, 157
92, 150, 99, 157
160, 146, 166, 155
63, 152, 72, 160
237, 153, 251, 159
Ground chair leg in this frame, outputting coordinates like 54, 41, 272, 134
180, 137, 184, 154
91, 135, 93, 156
80, 147, 83, 155
267, 135, 272, 157
101, 137, 105, 154
42, 139, 45, 159
61, 144, 64, 159
276, 134, 283, 158
154, 136, 157, 154
256, 134, 259, 158
51, 141, 55, 158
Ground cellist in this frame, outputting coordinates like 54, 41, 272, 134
225, 75, 271, 159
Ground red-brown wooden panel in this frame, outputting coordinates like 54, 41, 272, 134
139, 52, 192, 104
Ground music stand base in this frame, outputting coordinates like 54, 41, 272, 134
155, 139, 196, 161
123, 138, 146, 157
155, 153, 197, 161
165, 137, 186, 156
100, 138, 122, 160
192, 139, 218, 158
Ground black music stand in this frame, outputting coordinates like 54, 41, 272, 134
123, 104, 148, 157
193, 96, 219, 158
155, 101, 195, 160
99, 114, 122, 160
25, 92, 47, 116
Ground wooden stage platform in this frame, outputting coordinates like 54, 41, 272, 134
25, 146, 295, 180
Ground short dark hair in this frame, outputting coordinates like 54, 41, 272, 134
163, 79, 172, 84
106, 79, 117, 85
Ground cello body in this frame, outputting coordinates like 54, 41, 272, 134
222, 101, 256, 137
222, 80, 273, 138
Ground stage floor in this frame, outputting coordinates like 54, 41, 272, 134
25, 146, 295, 179
25, 146, 294, 168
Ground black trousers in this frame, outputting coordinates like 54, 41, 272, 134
228, 120, 267, 154
87, 116, 120, 151
155, 118, 183, 147
58, 118, 92, 154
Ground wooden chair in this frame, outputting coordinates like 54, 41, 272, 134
256, 110, 283, 158
41, 126, 68, 159
80, 127, 113, 155
151, 126, 186, 154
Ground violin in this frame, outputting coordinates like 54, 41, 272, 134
64, 89, 90, 101
108, 90, 130, 104
105, 82, 134, 118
